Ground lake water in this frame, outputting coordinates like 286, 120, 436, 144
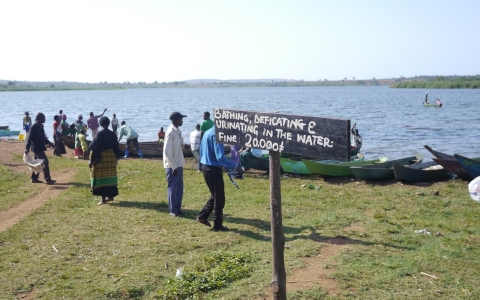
1, 86, 479, 160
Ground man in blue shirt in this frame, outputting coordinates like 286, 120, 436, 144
196, 127, 244, 231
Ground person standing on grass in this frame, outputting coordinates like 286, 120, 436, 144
189, 124, 201, 170
163, 111, 187, 217
87, 108, 107, 138
24, 112, 56, 185
89, 116, 120, 206
196, 127, 244, 232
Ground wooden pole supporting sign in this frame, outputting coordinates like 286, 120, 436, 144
215, 108, 350, 300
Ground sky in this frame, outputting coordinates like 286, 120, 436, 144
1, 0, 479, 83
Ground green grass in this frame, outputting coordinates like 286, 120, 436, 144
1, 156, 480, 299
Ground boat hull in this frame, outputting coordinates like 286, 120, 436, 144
302, 156, 387, 177
350, 155, 422, 181
393, 161, 451, 182
62, 135, 199, 158
454, 154, 480, 179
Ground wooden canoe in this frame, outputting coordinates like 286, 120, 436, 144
423, 103, 442, 107
301, 156, 388, 177
454, 154, 480, 179
281, 154, 367, 175
62, 135, 200, 158
350, 154, 423, 181
0, 126, 10, 130
393, 160, 451, 182
424, 145, 473, 180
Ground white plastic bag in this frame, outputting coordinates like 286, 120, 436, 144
23, 152, 44, 174
468, 176, 480, 202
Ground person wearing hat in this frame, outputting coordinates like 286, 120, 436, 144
118, 121, 143, 158
24, 112, 56, 184
23, 111, 32, 139
163, 111, 187, 217
198, 111, 214, 171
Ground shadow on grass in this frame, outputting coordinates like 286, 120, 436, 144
110, 200, 169, 211
225, 215, 414, 250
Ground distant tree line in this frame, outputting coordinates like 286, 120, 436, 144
390, 75, 480, 89
1, 75, 479, 91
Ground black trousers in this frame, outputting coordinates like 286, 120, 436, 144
126, 137, 140, 151
197, 165, 225, 229
32, 151, 51, 181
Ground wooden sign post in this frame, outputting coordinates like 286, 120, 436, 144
215, 108, 350, 300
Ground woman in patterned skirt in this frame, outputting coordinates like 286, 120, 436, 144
88, 116, 120, 205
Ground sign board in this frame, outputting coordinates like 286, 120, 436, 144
214, 108, 351, 161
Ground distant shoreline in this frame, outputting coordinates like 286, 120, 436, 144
1, 75, 479, 91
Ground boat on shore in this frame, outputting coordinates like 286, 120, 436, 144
61, 135, 206, 158
454, 154, 480, 179
350, 154, 423, 181
301, 155, 387, 177
393, 160, 451, 182
424, 145, 474, 180
0, 127, 20, 136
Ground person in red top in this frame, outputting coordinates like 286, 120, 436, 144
158, 127, 165, 142
53, 115, 66, 156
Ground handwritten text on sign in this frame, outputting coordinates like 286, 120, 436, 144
214, 108, 351, 160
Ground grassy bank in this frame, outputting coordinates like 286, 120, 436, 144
1, 153, 480, 299
390, 78, 480, 89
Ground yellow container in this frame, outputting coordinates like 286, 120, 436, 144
18, 133, 25, 141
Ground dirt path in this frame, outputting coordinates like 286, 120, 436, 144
0, 140, 76, 232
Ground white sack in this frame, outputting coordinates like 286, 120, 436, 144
23, 152, 44, 175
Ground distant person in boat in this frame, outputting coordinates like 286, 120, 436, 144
52, 115, 66, 157
23, 111, 32, 138
24, 112, 56, 185
189, 124, 201, 169
87, 108, 107, 139
158, 127, 165, 143
436, 98, 442, 107
164, 111, 188, 217
118, 121, 143, 158
424, 92, 429, 104
89, 116, 120, 206
111, 113, 119, 135
196, 127, 244, 232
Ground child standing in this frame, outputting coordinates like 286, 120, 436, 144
75, 129, 87, 159
78, 129, 89, 159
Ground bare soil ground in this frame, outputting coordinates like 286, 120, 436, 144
0, 140, 76, 232
1, 140, 359, 298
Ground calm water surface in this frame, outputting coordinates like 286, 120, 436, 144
1, 86, 479, 160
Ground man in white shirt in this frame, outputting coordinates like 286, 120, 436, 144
163, 111, 187, 217
189, 124, 201, 170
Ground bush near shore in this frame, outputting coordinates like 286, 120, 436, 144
1, 149, 480, 299
391, 77, 480, 89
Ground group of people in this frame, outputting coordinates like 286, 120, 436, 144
24, 109, 244, 231
162, 111, 244, 231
